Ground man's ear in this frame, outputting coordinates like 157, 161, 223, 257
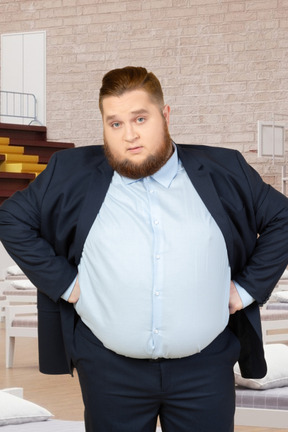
163, 105, 171, 125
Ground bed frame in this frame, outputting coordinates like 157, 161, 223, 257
235, 386, 288, 428
260, 308, 288, 344
5, 304, 38, 368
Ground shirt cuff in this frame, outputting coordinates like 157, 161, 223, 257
233, 280, 255, 308
61, 275, 77, 301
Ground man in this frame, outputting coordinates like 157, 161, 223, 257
0, 66, 288, 432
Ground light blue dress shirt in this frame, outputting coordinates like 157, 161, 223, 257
65, 147, 253, 359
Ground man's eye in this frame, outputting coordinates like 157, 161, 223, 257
112, 122, 120, 128
137, 117, 145, 124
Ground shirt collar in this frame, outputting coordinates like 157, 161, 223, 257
121, 143, 179, 188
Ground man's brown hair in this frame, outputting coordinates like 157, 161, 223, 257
99, 66, 164, 114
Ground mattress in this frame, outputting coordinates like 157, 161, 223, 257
236, 386, 288, 410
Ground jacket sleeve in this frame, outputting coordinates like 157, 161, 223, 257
0, 153, 77, 302
233, 151, 288, 304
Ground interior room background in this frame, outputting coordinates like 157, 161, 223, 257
0, 1, 287, 248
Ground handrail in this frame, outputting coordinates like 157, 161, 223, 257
0, 90, 41, 125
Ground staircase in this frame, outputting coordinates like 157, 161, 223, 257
0, 123, 74, 204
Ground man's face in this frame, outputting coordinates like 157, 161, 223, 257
102, 89, 173, 179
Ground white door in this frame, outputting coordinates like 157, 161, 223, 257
1, 31, 46, 125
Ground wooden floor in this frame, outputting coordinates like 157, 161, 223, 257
0, 322, 286, 431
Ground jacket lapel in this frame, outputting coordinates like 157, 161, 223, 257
74, 158, 113, 264
177, 145, 235, 266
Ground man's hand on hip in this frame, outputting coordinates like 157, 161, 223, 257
68, 277, 80, 303
229, 281, 243, 314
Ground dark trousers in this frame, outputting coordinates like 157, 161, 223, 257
72, 319, 241, 432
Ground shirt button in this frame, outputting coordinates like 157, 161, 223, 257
154, 220, 159, 225
154, 329, 159, 334
155, 291, 160, 296
156, 255, 160, 260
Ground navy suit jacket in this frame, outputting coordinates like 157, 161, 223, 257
1, 144, 288, 377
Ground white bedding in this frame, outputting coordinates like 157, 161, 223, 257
2, 420, 162, 431
1, 419, 85, 431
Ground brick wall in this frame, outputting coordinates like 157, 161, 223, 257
0, 0, 288, 191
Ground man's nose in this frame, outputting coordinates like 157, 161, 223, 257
123, 124, 138, 142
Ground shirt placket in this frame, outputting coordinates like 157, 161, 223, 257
144, 177, 163, 358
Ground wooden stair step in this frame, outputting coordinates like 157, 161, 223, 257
37, 155, 49, 164
2, 153, 39, 163
0, 144, 25, 154
0, 122, 74, 204
0, 172, 36, 204
0, 122, 47, 141
0, 161, 46, 174
0, 137, 10, 145
1, 187, 29, 198
10, 138, 74, 149
9, 139, 74, 163
0, 172, 35, 180
9, 138, 74, 149
21, 164, 46, 174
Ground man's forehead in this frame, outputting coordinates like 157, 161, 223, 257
102, 90, 154, 118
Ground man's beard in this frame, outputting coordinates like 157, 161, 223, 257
104, 122, 173, 179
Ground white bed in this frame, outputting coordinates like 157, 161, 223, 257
233, 343, 288, 428
235, 386, 288, 428
1, 419, 85, 432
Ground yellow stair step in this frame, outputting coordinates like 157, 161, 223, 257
0, 145, 25, 154
0, 161, 47, 174
0, 162, 23, 173
0, 137, 10, 145
21, 163, 47, 173
4, 153, 39, 163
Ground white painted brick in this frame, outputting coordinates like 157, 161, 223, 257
246, 0, 278, 11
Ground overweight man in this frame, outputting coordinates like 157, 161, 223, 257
1, 66, 288, 432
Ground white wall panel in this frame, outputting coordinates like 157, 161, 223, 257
1, 31, 46, 125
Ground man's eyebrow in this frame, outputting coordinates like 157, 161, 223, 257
105, 109, 149, 122
130, 109, 149, 116
105, 114, 118, 122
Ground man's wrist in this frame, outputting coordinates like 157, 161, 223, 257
233, 280, 254, 308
